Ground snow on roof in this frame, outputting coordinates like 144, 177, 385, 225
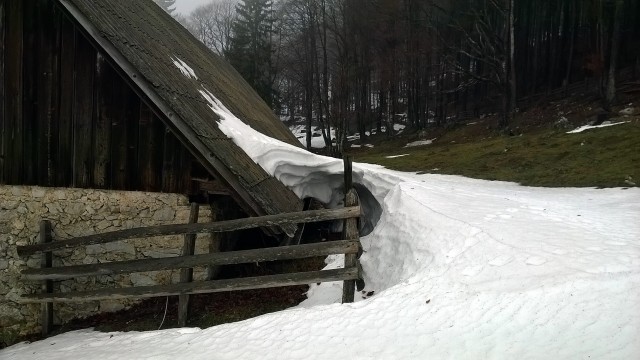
171, 56, 198, 80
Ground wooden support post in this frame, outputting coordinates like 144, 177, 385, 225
178, 203, 199, 327
343, 156, 353, 191
40, 220, 53, 336
342, 156, 358, 304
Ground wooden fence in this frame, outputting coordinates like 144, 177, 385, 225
17, 160, 364, 336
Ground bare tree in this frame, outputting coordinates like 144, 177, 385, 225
435, 0, 516, 128
188, 0, 238, 55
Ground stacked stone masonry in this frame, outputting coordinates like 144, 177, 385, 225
0, 185, 215, 337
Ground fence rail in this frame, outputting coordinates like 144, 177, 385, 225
17, 158, 363, 334
21, 268, 360, 303
22, 240, 361, 281
17, 206, 361, 256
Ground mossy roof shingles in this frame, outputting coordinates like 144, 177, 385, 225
61, 0, 302, 235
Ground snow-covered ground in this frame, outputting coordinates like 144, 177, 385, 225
405, 138, 436, 147
567, 121, 629, 134
4, 95, 639, 360
289, 124, 406, 149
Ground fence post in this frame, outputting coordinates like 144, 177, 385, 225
342, 156, 358, 303
40, 220, 53, 336
178, 203, 199, 327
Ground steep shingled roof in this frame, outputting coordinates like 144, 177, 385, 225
56, 0, 302, 236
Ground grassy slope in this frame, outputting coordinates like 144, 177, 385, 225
352, 119, 639, 188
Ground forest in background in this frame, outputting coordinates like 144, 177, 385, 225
158, 0, 640, 152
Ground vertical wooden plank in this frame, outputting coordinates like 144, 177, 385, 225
126, 87, 140, 190
178, 203, 199, 327
21, 0, 37, 184
111, 82, 139, 190
343, 156, 353, 190
138, 104, 164, 192
110, 78, 127, 189
138, 104, 153, 191
72, 34, 96, 187
342, 156, 358, 304
206, 195, 239, 280
93, 53, 114, 188
40, 220, 53, 336
342, 189, 359, 304
151, 117, 165, 191
36, 0, 59, 186
57, 18, 75, 187
161, 129, 178, 193
178, 147, 194, 194
0, 0, 5, 183
4, 0, 23, 183
48, 5, 62, 187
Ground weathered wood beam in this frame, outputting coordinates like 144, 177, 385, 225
40, 220, 53, 336
22, 240, 360, 281
178, 203, 199, 327
0, 0, 5, 183
342, 188, 360, 304
193, 178, 231, 195
5, 0, 23, 183
17, 206, 360, 256
20, 268, 360, 303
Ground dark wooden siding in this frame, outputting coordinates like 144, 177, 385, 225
0, 0, 5, 182
0, 0, 195, 194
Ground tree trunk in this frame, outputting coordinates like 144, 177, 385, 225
509, 0, 517, 113
604, 0, 624, 111
564, 0, 577, 95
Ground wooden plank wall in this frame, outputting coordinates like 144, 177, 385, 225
0, 0, 193, 194
0, 0, 5, 182
4, 0, 23, 184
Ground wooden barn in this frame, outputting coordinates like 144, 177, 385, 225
0, 0, 303, 239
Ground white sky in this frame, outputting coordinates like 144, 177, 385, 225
174, 0, 211, 15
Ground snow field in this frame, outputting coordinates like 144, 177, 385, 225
3, 91, 639, 360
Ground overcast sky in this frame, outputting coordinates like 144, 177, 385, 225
174, 0, 210, 15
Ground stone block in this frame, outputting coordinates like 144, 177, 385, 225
100, 300, 125, 313
31, 188, 46, 198
1, 201, 19, 210
153, 208, 176, 221
130, 273, 158, 287
95, 220, 112, 231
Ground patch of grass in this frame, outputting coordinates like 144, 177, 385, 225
352, 120, 639, 188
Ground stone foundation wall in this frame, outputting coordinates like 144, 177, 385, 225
0, 185, 215, 338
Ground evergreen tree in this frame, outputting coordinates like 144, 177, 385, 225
226, 0, 276, 107
154, 0, 176, 15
